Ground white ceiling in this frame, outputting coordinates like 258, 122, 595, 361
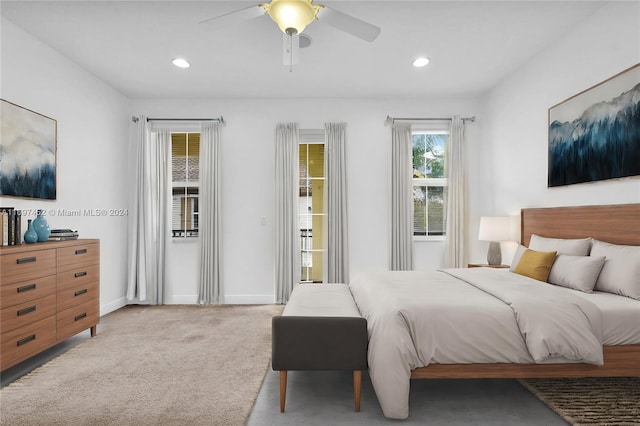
0, 1, 607, 99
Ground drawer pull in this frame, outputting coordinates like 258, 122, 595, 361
16, 256, 36, 264
74, 312, 87, 321
74, 289, 88, 296
74, 271, 88, 278
17, 283, 37, 293
75, 248, 87, 255
17, 305, 37, 316
17, 334, 36, 347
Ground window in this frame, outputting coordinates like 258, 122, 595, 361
412, 129, 448, 238
171, 133, 200, 238
299, 131, 326, 283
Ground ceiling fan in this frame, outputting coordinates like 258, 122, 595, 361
198, 0, 381, 70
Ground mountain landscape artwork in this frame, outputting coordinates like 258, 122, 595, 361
548, 64, 640, 187
0, 100, 57, 199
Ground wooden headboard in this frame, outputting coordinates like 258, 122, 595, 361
521, 203, 640, 247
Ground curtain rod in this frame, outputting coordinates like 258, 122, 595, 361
131, 116, 225, 124
147, 117, 224, 123
385, 115, 476, 126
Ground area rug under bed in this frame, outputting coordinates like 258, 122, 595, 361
519, 377, 640, 425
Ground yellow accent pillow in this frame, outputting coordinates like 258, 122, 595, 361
513, 249, 557, 282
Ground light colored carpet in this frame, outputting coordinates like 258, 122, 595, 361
0, 304, 283, 426
519, 377, 640, 425
248, 371, 569, 425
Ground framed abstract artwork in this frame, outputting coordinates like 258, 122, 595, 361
548, 63, 640, 187
0, 100, 57, 199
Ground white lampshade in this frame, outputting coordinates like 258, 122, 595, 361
478, 216, 511, 242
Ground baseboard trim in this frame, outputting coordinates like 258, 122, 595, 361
224, 294, 275, 304
166, 295, 199, 304
168, 294, 276, 304
100, 297, 127, 316
105, 294, 277, 307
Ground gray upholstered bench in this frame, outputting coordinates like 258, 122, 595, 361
272, 283, 368, 413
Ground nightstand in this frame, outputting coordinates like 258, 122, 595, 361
467, 263, 510, 268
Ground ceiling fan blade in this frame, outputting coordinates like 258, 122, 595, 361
317, 6, 381, 42
283, 34, 300, 66
198, 5, 265, 32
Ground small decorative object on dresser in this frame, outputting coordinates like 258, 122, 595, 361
48, 229, 79, 241
32, 210, 50, 242
0, 207, 22, 246
0, 239, 100, 371
23, 219, 38, 244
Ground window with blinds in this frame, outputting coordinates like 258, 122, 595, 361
171, 133, 200, 238
412, 130, 448, 238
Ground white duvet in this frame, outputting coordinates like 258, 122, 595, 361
349, 268, 604, 419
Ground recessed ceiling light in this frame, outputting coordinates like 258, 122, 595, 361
412, 57, 430, 68
172, 58, 191, 69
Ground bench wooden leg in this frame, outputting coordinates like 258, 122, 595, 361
353, 370, 362, 412
280, 371, 287, 413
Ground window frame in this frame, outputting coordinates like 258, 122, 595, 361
298, 129, 327, 283
170, 131, 201, 240
411, 125, 449, 242
412, 178, 447, 242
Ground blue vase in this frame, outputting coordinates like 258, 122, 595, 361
32, 210, 50, 242
24, 219, 38, 244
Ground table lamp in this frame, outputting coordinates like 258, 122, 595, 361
478, 216, 511, 265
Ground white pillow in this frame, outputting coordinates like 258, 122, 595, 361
529, 234, 591, 256
547, 254, 606, 293
590, 239, 640, 300
509, 245, 526, 272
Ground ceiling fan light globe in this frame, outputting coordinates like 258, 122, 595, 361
263, 0, 322, 35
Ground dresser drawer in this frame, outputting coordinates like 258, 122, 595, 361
57, 281, 98, 312
1, 249, 57, 282
1, 294, 57, 334
57, 298, 99, 341
57, 243, 99, 270
1, 315, 57, 371
56, 264, 99, 289
1, 275, 56, 309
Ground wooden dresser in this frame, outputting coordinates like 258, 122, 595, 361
1, 239, 99, 371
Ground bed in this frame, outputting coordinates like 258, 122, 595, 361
349, 203, 640, 419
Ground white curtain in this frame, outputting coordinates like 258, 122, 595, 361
275, 123, 300, 304
198, 122, 223, 304
444, 116, 468, 268
391, 122, 414, 270
126, 117, 171, 304
325, 122, 349, 283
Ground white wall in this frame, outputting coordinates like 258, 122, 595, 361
1, 18, 131, 314
473, 1, 640, 264
1, 14, 478, 307
132, 98, 479, 303
8, 2, 634, 305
